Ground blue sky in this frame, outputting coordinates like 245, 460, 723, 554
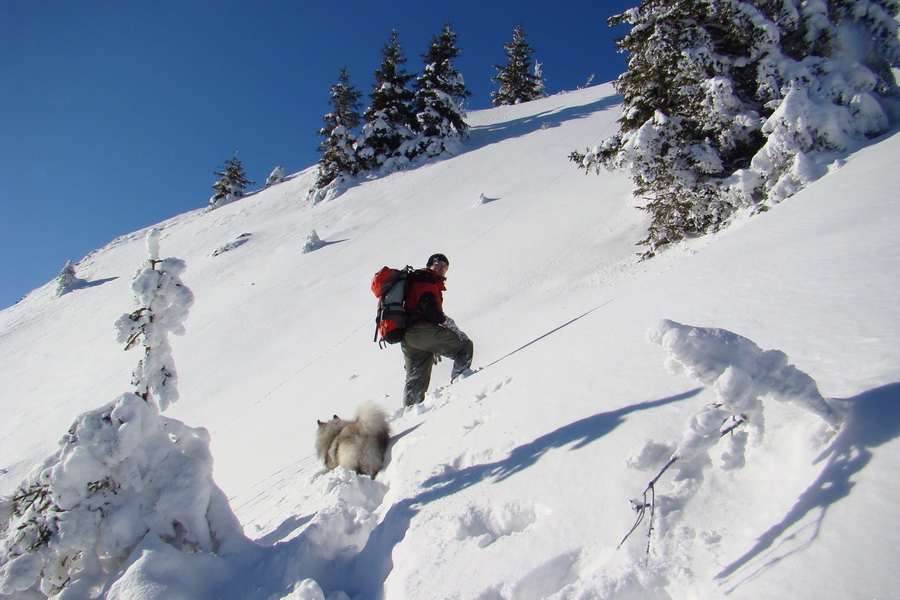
1, 0, 636, 309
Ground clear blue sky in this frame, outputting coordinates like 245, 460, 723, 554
0, 0, 636, 309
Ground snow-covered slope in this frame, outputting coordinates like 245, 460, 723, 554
2, 82, 899, 599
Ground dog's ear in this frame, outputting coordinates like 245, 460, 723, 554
317, 420, 323, 426
333, 414, 340, 420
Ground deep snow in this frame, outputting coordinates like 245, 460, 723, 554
2, 82, 899, 599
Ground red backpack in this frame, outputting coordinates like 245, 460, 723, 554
371, 266, 414, 347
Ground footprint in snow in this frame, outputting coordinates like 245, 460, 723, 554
453, 500, 546, 548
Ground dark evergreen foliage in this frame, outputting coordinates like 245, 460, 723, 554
491, 24, 544, 106
572, 0, 899, 258
357, 30, 419, 171
315, 68, 363, 189
211, 151, 255, 207
413, 24, 471, 156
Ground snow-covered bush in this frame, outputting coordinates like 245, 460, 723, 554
302, 230, 325, 254
0, 229, 245, 599
621, 319, 845, 555
649, 319, 844, 456
0, 393, 242, 599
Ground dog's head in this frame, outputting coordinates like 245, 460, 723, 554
316, 414, 341, 427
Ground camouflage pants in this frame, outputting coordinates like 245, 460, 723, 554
401, 323, 474, 406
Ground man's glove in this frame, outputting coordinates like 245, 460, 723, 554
442, 317, 469, 341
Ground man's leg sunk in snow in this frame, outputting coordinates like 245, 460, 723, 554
401, 323, 474, 406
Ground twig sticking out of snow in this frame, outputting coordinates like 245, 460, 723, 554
619, 417, 747, 559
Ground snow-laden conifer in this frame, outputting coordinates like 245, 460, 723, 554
114, 228, 194, 411
491, 24, 545, 106
302, 229, 325, 254
357, 30, 419, 173
0, 230, 246, 599
53, 261, 84, 298
265, 165, 285, 187
573, 0, 899, 257
209, 151, 255, 210
311, 68, 363, 201
413, 24, 471, 159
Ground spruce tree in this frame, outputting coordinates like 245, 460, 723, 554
115, 228, 194, 411
54, 260, 83, 297
314, 68, 363, 191
572, 0, 899, 257
491, 24, 545, 106
210, 151, 255, 209
265, 165, 285, 187
413, 24, 471, 158
357, 30, 419, 172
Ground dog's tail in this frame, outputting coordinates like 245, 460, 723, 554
356, 401, 390, 437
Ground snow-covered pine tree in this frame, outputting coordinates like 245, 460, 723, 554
0, 229, 247, 599
534, 60, 546, 98
265, 165, 285, 187
573, 0, 899, 258
413, 24, 472, 158
356, 30, 419, 173
491, 23, 545, 106
312, 68, 363, 195
746, 0, 900, 203
302, 229, 324, 254
572, 0, 766, 257
114, 228, 194, 412
209, 151, 255, 209
54, 260, 83, 297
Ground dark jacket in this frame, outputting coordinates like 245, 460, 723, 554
405, 269, 447, 327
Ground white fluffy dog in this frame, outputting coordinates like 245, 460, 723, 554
315, 401, 391, 478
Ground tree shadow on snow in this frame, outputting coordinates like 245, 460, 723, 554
468, 94, 622, 152
69, 277, 118, 292
716, 382, 900, 593
349, 388, 700, 599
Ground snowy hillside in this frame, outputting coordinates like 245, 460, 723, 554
2, 82, 899, 599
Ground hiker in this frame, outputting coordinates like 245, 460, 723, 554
401, 253, 474, 406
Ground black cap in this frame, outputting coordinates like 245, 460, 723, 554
427, 253, 449, 267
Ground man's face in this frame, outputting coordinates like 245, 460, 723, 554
430, 261, 449, 277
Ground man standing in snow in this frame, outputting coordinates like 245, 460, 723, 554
401, 253, 474, 406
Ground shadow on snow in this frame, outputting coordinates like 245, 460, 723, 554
717, 381, 900, 593
349, 387, 700, 599
467, 93, 622, 152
